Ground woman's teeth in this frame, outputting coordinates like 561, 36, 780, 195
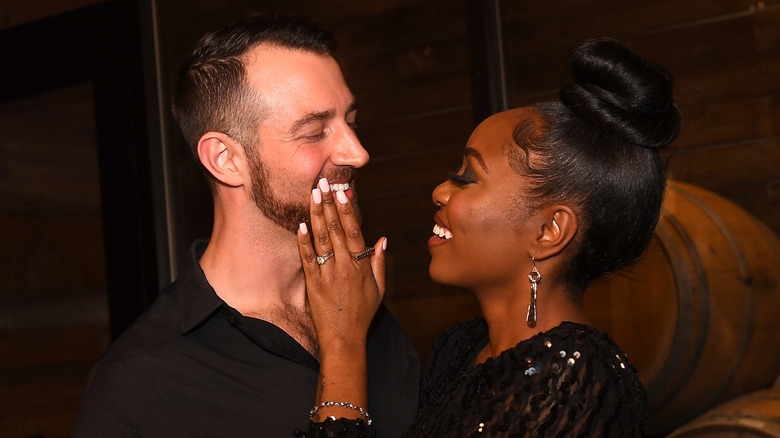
330, 182, 349, 192
433, 224, 453, 240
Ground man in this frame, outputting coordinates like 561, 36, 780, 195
73, 14, 419, 437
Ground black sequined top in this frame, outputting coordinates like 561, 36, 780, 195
303, 319, 646, 437
405, 318, 646, 437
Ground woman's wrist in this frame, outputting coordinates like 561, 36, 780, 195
317, 334, 367, 357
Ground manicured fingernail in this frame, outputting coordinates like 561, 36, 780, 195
336, 190, 348, 204
299, 223, 308, 234
312, 188, 322, 205
318, 178, 330, 193
382, 238, 387, 250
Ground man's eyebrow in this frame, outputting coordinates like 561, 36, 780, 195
288, 102, 358, 135
464, 147, 488, 172
288, 109, 335, 135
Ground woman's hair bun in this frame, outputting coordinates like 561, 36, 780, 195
559, 38, 682, 148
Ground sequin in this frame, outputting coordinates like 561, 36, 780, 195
399, 319, 646, 437
551, 363, 560, 372
559, 350, 566, 358
620, 362, 626, 369
477, 422, 485, 432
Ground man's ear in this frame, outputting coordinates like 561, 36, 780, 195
533, 205, 578, 260
197, 132, 246, 187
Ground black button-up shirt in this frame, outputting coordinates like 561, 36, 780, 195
73, 240, 420, 437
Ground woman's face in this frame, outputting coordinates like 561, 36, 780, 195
428, 108, 541, 291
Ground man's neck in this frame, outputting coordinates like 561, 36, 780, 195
199, 217, 321, 357
200, 220, 307, 315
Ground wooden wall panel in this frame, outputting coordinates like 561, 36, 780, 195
356, 107, 474, 161
0, 83, 109, 436
503, 0, 777, 51
330, 1, 469, 59
344, 40, 472, 122
0, 364, 94, 438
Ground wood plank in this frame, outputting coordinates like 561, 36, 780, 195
504, 6, 780, 106
360, 186, 436, 231
502, 0, 780, 53
667, 137, 780, 237
331, 0, 468, 59
356, 106, 474, 161
0, 217, 106, 292
0, 289, 108, 331
343, 36, 473, 122
359, 146, 464, 198
667, 137, 780, 191
0, 84, 101, 216
0, 325, 109, 368
676, 94, 780, 149
0, 362, 93, 438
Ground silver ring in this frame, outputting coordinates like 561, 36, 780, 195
316, 250, 334, 265
352, 247, 375, 261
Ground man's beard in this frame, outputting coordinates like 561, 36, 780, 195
247, 152, 362, 233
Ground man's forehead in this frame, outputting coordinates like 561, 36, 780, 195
244, 44, 333, 82
244, 45, 355, 129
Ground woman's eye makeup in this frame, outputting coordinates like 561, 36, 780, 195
448, 165, 477, 185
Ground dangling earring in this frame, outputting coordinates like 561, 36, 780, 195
526, 257, 541, 327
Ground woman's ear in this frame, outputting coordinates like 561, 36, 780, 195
534, 205, 578, 260
197, 132, 246, 187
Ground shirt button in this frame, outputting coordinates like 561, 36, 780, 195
228, 315, 237, 325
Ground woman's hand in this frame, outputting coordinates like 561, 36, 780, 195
297, 177, 386, 352
297, 177, 385, 425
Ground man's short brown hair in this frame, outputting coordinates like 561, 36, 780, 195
171, 14, 336, 160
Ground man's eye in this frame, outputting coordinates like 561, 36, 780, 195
304, 132, 325, 142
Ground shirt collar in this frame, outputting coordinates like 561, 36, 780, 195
177, 239, 225, 334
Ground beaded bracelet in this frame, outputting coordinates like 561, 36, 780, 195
309, 401, 373, 426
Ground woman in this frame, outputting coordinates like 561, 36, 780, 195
296, 38, 682, 437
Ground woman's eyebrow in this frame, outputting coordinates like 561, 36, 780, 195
464, 147, 488, 172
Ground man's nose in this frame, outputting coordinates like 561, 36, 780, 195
330, 124, 369, 168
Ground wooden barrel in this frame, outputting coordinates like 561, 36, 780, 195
582, 181, 780, 436
667, 388, 780, 437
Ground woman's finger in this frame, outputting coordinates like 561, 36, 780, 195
317, 178, 350, 266
310, 180, 335, 268
332, 189, 367, 257
297, 222, 321, 283
370, 238, 387, 301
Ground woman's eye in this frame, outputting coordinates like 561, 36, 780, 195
448, 167, 477, 185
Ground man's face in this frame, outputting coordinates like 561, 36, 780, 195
243, 45, 368, 233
